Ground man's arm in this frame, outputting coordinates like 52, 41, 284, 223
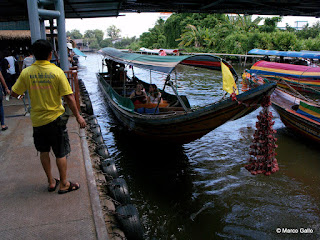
0, 72, 10, 95
63, 94, 86, 128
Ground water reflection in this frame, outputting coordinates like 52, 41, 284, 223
78, 53, 320, 240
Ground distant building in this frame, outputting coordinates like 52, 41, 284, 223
294, 21, 308, 30
112, 38, 122, 44
73, 39, 84, 49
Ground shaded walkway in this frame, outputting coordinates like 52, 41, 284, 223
0, 99, 108, 240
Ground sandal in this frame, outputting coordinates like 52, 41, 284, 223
1, 126, 8, 131
58, 181, 80, 194
48, 178, 60, 192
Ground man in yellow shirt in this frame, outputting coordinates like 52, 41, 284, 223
12, 39, 86, 194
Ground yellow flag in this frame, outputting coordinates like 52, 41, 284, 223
221, 61, 239, 95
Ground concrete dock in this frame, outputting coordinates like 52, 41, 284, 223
0, 98, 108, 240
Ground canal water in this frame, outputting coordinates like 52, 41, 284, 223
78, 53, 319, 240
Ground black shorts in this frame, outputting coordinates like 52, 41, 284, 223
33, 116, 71, 158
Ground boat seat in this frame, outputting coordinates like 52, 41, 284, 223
133, 101, 169, 109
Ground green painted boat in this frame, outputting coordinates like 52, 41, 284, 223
97, 48, 276, 144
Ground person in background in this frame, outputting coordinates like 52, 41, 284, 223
50, 50, 59, 66
4, 50, 18, 90
0, 51, 10, 91
67, 43, 75, 66
130, 83, 147, 104
22, 51, 35, 69
11, 39, 86, 194
147, 84, 162, 104
0, 71, 10, 131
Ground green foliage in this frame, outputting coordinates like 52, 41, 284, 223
66, 29, 83, 39
87, 38, 99, 49
84, 29, 104, 48
106, 25, 121, 40
68, 14, 320, 54
271, 31, 297, 51
139, 18, 166, 48
247, 32, 273, 50
128, 41, 140, 51
100, 38, 113, 48
177, 24, 207, 48
259, 17, 282, 33
222, 33, 249, 54
114, 37, 138, 49
301, 37, 320, 51
296, 21, 320, 39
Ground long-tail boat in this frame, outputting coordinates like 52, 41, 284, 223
242, 71, 320, 143
247, 49, 320, 93
271, 88, 320, 143
96, 47, 276, 144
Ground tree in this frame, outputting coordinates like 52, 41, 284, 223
272, 32, 298, 50
139, 18, 166, 48
296, 21, 320, 39
66, 29, 83, 39
177, 24, 206, 48
114, 37, 138, 49
236, 15, 263, 32
100, 38, 113, 48
107, 25, 121, 40
87, 38, 99, 49
83, 29, 104, 48
259, 17, 282, 33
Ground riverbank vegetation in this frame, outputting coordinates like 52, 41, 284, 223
67, 13, 320, 54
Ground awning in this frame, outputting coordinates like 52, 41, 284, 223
99, 47, 237, 76
250, 60, 320, 79
72, 48, 87, 57
249, 49, 320, 59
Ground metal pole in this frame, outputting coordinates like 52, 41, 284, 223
55, 0, 69, 71
40, 19, 46, 40
150, 70, 152, 83
26, 0, 41, 43
168, 81, 189, 113
49, 19, 56, 50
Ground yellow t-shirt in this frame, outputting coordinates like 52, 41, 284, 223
12, 60, 73, 127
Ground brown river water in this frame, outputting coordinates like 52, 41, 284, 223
78, 53, 319, 240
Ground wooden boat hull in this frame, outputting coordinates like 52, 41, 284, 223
97, 73, 276, 144
271, 89, 320, 143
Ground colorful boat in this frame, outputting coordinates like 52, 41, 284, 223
247, 60, 320, 93
97, 48, 276, 144
271, 88, 320, 143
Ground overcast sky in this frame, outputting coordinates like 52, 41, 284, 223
65, 13, 319, 39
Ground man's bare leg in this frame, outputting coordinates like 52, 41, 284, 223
56, 156, 68, 190
40, 152, 55, 188
56, 156, 80, 191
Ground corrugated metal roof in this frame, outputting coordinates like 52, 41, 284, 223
0, 0, 319, 22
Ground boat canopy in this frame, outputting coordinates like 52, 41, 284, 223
250, 60, 320, 79
72, 48, 87, 57
99, 47, 237, 76
249, 49, 320, 59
